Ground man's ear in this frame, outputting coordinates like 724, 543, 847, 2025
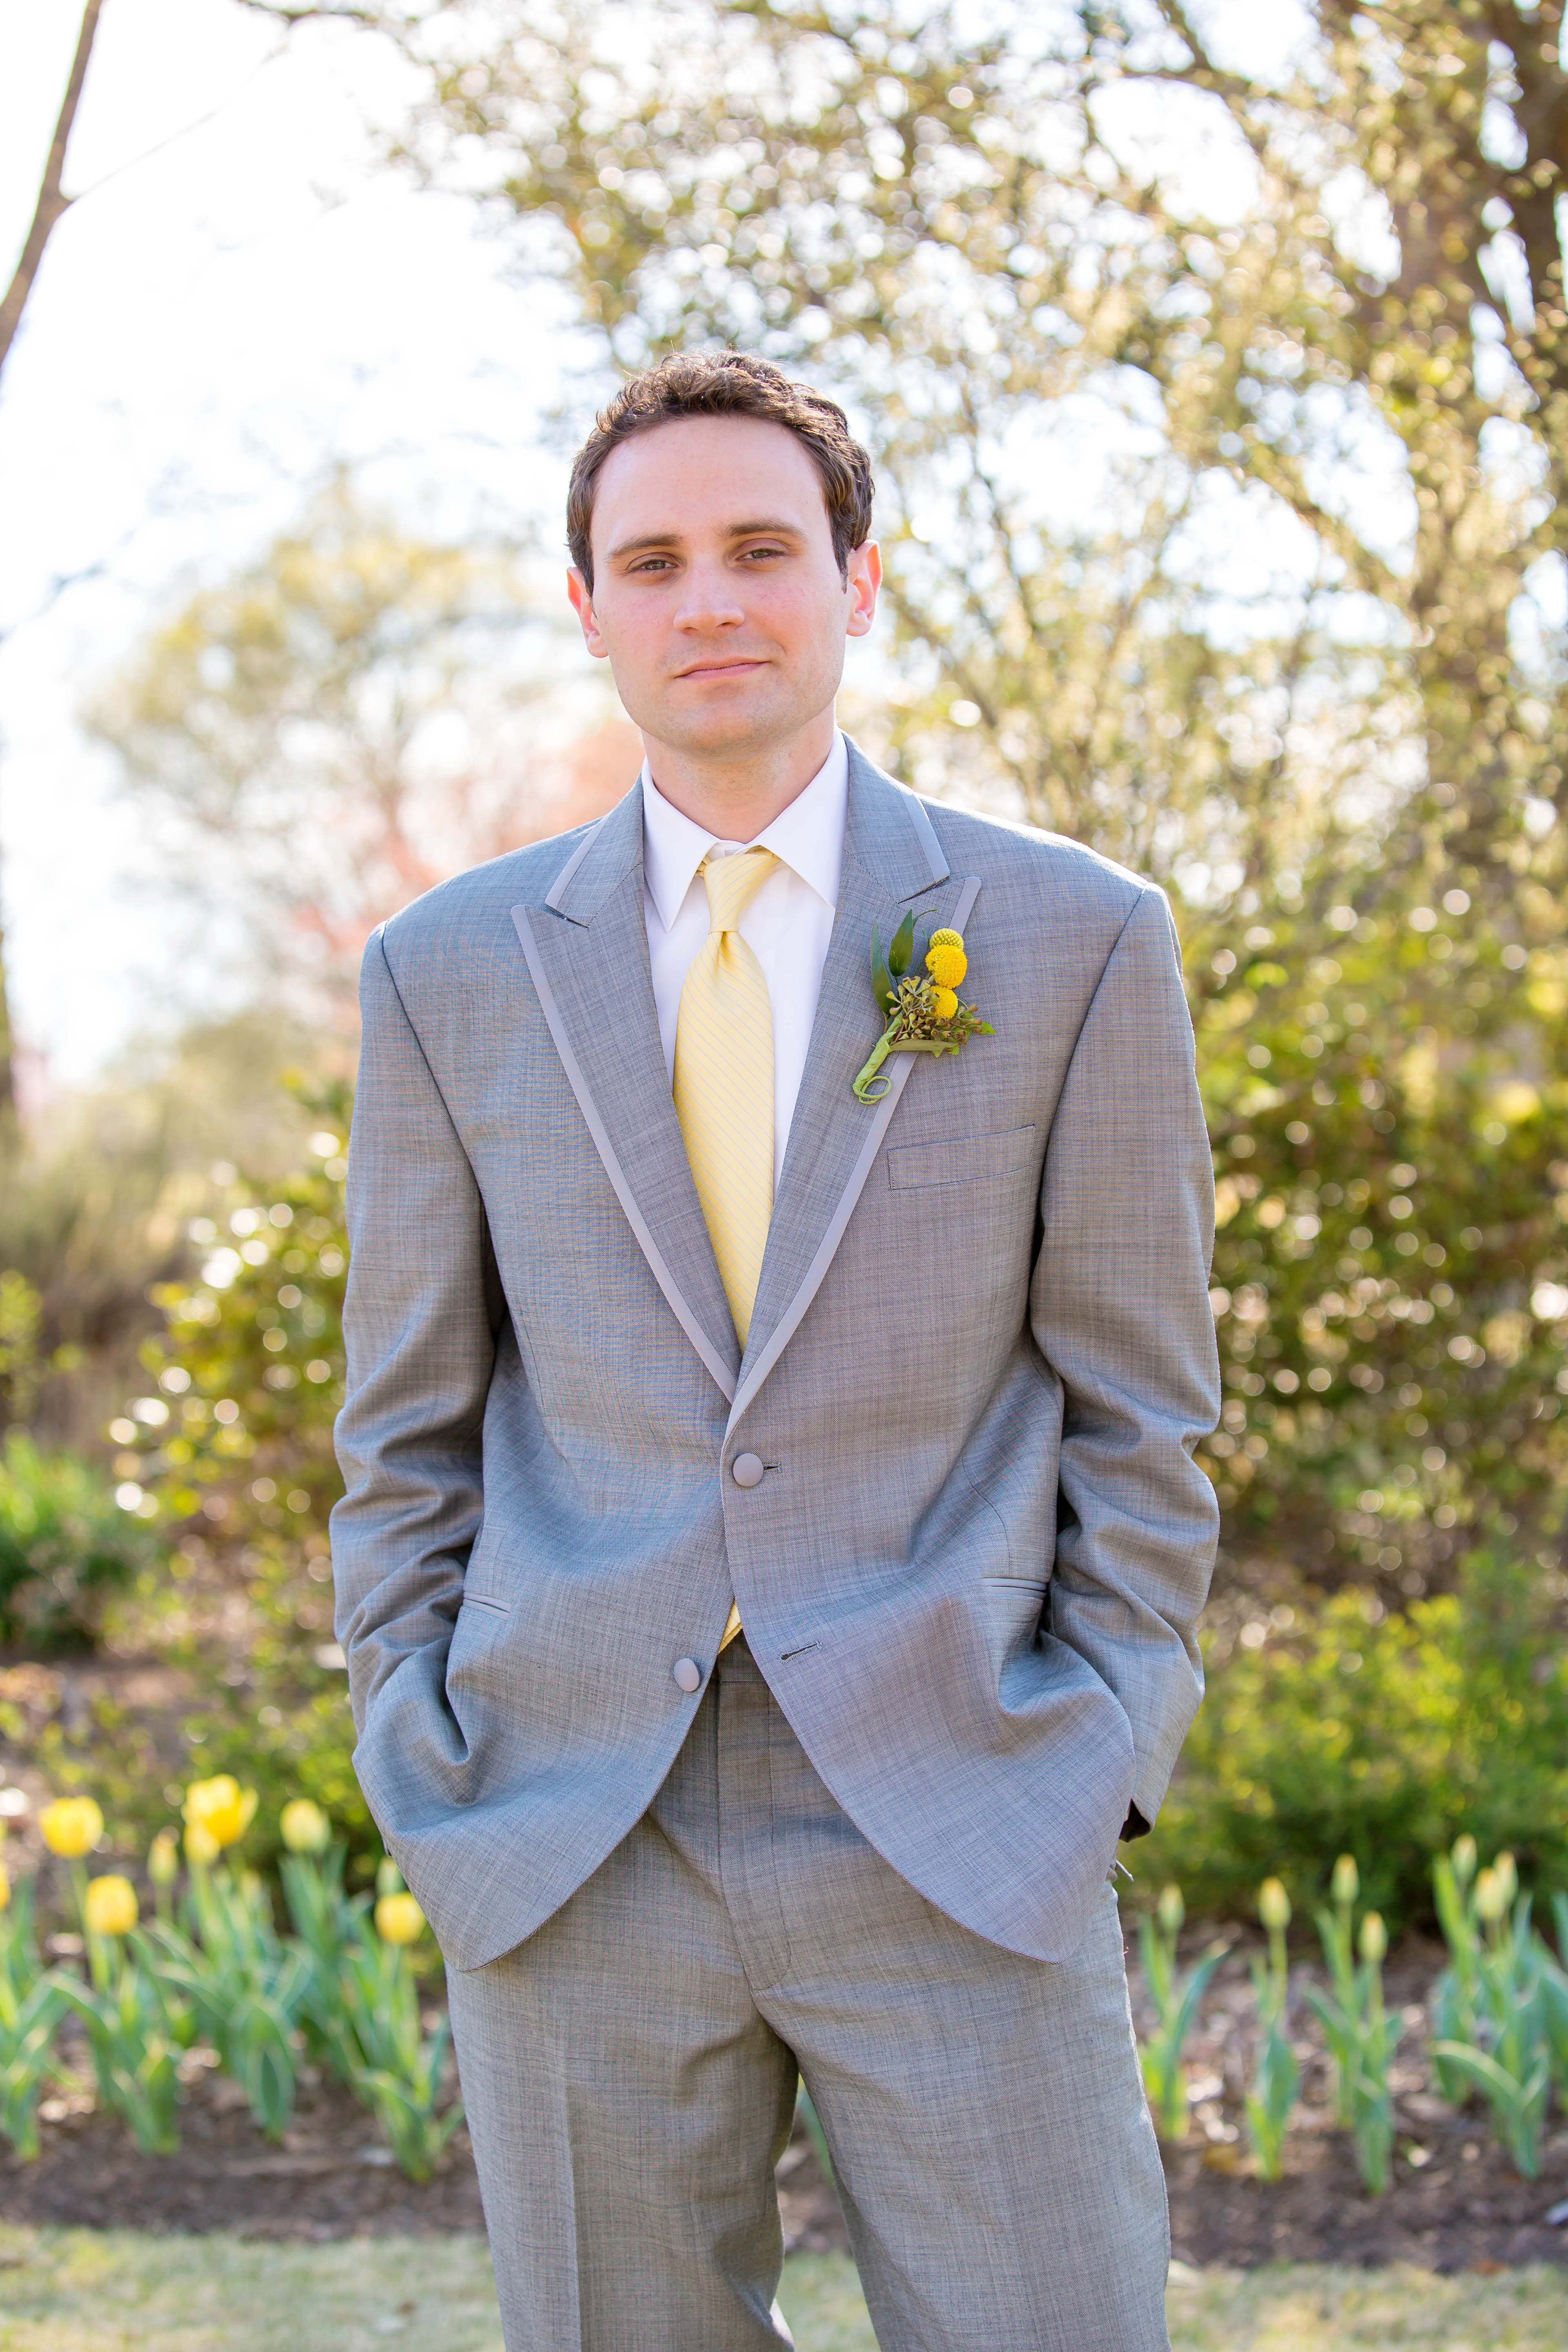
567, 567, 609, 659
845, 540, 882, 640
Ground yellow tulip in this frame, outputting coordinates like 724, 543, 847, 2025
0, 1858, 9, 1911
184, 1819, 220, 1869
39, 1797, 104, 1860
1331, 1854, 1359, 1909
147, 1828, 179, 1887
182, 1775, 258, 1851
375, 1892, 426, 1946
1156, 1883, 1184, 1936
84, 1873, 139, 1938
1359, 1911, 1388, 1965
280, 1799, 331, 1855
1258, 1877, 1292, 1933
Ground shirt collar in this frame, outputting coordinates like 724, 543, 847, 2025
640, 731, 848, 934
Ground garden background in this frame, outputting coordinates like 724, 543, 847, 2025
4, 0, 1568, 2342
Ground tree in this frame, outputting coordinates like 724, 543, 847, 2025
374, 0, 1568, 1613
90, 479, 636, 1020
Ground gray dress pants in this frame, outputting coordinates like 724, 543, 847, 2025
445, 1638, 1170, 2352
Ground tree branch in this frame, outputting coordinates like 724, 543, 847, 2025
0, 0, 105, 384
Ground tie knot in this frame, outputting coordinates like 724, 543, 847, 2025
702, 846, 777, 935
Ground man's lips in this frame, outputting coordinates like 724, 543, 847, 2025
674, 656, 769, 678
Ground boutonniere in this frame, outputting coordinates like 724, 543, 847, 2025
852, 916, 993, 1102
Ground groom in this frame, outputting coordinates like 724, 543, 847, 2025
332, 351, 1220, 2351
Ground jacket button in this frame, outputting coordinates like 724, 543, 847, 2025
672, 1657, 702, 1693
731, 1452, 765, 1488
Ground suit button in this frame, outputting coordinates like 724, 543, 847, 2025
731, 1453, 765, 1488
672, 1657, 702, 1693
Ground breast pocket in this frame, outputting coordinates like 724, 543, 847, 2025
885, 1123, 1038, 1192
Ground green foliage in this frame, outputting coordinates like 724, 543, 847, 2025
145, 1864, 313, 2140
0, 1433, 152, 1650
57, 1930, 189, 2158
1243, 1889, 1299, 2183
1136, 1885, 1228, 2143
1149, 1552, 1568, 1926
1302, 1879, 1403, 2196
106, 1084, 372, 1864
0, 1880, 69, 2162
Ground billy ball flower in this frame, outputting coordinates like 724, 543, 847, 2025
40, 1797, 104, 1859
375, 1892, 426, 1946
183, 1775, 257, 1852
925, 931, 968, 990
280, 1799, 332, 1855
84, 1874, 139, 1938
929, 986, 959, 1021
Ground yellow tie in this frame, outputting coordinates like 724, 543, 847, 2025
673, 845, 778, 1655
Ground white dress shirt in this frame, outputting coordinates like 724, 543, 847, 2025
641, 731, 848, 1183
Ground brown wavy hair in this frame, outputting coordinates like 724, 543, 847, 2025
567, 351, 874, 590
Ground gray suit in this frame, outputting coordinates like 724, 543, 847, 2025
333, 744, 1219, 2350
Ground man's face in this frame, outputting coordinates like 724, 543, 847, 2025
567, 415, 880, 761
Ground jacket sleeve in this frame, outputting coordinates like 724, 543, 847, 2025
331, 927, 504, 1736
1029, 884, 1220, 1830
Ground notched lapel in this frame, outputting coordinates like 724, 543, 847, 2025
512, 792, 739, 1403
733, 754, 977, 1431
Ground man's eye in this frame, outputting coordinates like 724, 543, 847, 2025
739, 546, 787, 561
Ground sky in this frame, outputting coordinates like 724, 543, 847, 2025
0, 0, 592, 1089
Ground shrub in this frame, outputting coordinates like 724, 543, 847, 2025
0, 1433, 153, 1650
1146, 1547, 1568, 1925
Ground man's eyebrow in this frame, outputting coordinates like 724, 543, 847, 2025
606, 518, 808, 562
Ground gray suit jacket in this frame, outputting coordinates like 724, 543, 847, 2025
332, 745, 1220, 1974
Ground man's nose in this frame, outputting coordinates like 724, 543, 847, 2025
673, 564, 747, 631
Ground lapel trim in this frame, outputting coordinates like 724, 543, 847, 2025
725, 869, 982, 1436
513, 797, 740, 1405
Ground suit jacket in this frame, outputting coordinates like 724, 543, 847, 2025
332, 744, 1221, 1974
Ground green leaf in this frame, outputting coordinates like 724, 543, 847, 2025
888, 911, 915, 978
870, 929, 895, 1015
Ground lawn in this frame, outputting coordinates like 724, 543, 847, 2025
1, 2231, 1566, 2350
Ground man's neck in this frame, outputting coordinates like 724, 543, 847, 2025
641, 711, 838, 840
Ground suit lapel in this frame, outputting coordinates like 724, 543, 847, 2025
512, 786, 740, 1402
731, 748, 977, 1432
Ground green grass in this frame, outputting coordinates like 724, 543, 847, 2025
1, 2230, 1566, 2350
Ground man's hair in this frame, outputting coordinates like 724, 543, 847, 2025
567, 351, 874, 590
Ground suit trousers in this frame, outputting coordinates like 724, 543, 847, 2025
445, 1638, 1171, 2352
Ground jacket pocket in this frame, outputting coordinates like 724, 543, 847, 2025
461, 1594, 511, 1617
886, 1123, 1037, 1192
981, 1576, 1048, 1592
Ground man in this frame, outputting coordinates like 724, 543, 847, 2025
333, 350, 1220, 2352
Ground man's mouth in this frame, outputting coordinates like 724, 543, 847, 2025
675, 657, 768, 678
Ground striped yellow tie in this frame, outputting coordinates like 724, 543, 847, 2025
673, 846, 778, 1654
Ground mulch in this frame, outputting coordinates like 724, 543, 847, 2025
7, 2009, 1568, 2272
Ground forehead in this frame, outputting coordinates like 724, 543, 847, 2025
590, 414, 833, 552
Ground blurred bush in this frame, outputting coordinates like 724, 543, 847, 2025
1149, 1547, 1568, 1926
0, 1433, 153, 1651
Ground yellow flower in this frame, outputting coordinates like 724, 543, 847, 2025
925, 940, 968, 990
375, 1892, 426, 1947
184, 1819, 220, 1869
183, 1775, 257, 1851
0, 1858, 9, 1911
929, 928, 964, 949
280, 1799, 332, 1855
929, 985, 959, 1022
40, 1797, 104, 1860
1258, 1877, 1292, 1933
1156, 1883, 1184, 1936
147, 1829, 180, 1888
1359, 1911, 1387, 1965
84, 1873, 138, 1938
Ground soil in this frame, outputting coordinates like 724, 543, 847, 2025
8, 2000, 1568, 2272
